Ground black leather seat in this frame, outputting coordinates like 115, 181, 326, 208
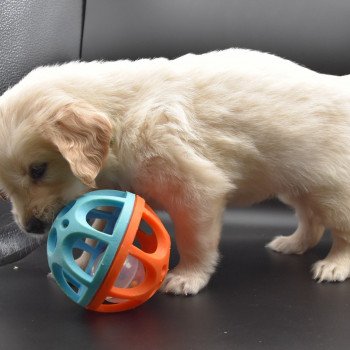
1, 1, 350, 349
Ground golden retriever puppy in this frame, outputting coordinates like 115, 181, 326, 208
1, 49, 350, 295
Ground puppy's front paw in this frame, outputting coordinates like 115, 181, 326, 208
312, 259, 350, 282
160, 267, 210, 296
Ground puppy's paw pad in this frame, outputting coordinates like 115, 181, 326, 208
312, 260, 350, 282
266, 235, 306, 255
160, 268, 210, 296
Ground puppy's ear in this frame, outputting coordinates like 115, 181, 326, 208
43, 103, 113, 187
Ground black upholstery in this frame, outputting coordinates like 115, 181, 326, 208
1, 1, 350, 349
0, 0, 83, 95
82, 0, 350, 75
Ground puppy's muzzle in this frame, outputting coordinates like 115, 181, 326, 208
25, 217, 47, 235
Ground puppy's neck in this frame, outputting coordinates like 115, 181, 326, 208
96, 151, 135, 193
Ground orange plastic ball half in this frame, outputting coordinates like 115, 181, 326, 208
87, 195, 171, 312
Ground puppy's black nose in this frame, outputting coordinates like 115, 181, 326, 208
25, 217, 46, 234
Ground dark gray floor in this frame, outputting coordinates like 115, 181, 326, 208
0, 204, 349, 350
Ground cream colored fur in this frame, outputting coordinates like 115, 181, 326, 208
1, 49, 350, 295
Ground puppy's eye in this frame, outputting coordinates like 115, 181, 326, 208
29, 163, 47, 181
0, 190, 8, 200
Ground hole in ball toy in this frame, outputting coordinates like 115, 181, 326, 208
62, 219, 69, 228
91, 254, 145, 304
133, 237, 142, 250
139, 219, 154, 236
115, 255, 145, 289
72, 248, 93, 274
63, 269, 80, 295
72, 239, 107, 275
89, 218, 108, 232
47, 227, 57, 253
133, 230, 157, 254
73, 247, 85, 259
86, 206, 121, 235
102, 299, 117, 305
67, 281, 79, 293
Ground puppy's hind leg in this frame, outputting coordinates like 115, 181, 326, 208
312, 233, 350, 282
308, 189, 350, 282
267, 194, 324, 255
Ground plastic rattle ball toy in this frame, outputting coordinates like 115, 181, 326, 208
47, 190, 171, 312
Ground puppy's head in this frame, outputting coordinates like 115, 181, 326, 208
0, 84, 113, 236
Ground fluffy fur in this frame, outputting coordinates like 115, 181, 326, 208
1, 48, 350, 295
